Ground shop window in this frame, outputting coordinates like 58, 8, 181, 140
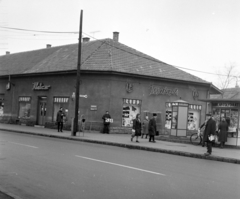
212, 107, 239, 138
165, 103, 172, 129
18, 97, 31, 118
122, 98, 141, 127
53, 97, 69, 122
188, 105, 201, 130
0, 94, 4, 117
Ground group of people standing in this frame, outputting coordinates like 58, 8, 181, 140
199, 113, 229, 156
131, 113, 158, 143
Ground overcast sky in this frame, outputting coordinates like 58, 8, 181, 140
0, 0, 239, 88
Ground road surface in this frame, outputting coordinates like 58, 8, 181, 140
0, 130, 239, 199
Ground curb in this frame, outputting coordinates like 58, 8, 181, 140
0, 186, 23, 199
1, 128, 240, 165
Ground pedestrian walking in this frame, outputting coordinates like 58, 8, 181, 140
218, 117, 228, 148
131, 114, 141, 143
102, 111, 111, 134
203, 113, 216, 156
142, 115, 149, 139
148, 113, 157, 143
56, 107, 64, 132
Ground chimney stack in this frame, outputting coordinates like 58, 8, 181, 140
113, 32, 119, 42
82, 37, 90, 43
46, 44, 51, 48
6, 51, 10, 55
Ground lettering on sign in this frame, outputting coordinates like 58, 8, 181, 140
149, 85, 178, 96
212, 102, 239, 107
189, 86, 199, 100
32, 82, 51, 91
123, 98, 141, 105
125, 82, 133, 93
19, 97, 31, 102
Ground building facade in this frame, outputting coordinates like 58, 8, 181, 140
0, 32, 221, 135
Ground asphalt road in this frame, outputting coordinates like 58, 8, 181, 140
0, 130, 240, 199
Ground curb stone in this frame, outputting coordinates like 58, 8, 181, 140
0, 186, 23, 199
1, 128, 240, 165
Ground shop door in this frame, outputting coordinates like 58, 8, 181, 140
38, 97, 47, 125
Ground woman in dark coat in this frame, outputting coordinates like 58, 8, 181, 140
218, 118, 228, 148
131, 114, 141, 143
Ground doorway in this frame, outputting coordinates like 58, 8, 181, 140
37, 97, 47, 126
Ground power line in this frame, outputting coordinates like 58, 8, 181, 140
1, 26, 239, 79
0, 26, 78, 34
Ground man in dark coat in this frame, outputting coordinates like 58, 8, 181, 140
148, 113, 157, 143
203, 113, 216, 156
102, 111, 111, 134
56, 107, 64, 132
218, 117, 228, 148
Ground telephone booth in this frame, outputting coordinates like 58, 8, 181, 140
170, 99, 189, 137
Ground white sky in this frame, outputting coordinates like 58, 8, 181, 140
0, 0, 240, 88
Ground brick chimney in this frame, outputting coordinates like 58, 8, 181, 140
46, 44, 51, 48
6, 51, 10, 55
82, 37, 90, 43
113, 32, 119, 42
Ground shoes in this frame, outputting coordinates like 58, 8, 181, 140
136, 140, 139, 143
204, 152, 211, 156
152, 141, 156, 143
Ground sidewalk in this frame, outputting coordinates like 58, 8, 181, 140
0, 123, 240, 164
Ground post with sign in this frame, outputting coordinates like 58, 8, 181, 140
72, 10, 83, 136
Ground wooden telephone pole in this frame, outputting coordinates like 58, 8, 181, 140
72, 10, 83, 136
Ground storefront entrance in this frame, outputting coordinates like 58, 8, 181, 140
37, 97, 47, 126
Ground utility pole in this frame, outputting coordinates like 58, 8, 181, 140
72, 10, 83, 136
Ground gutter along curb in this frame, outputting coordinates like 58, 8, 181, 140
1, 128, 240, 165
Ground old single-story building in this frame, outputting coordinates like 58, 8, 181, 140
0, 32, 221, 135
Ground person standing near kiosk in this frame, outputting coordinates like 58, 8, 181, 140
102, 111, 111, 134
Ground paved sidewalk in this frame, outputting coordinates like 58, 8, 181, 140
0, 123, 240, 164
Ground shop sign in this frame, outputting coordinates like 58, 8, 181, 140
149, 85, 178, 96
125, 83, 133, 93
90, 105, 97, 111
54, 97, 69, 103
19, 97, 31, 102
212, 102, 239, 107
123, 98, 141, 105
6, 82, 11, 91
32, 82, 51, 91
189, 86, 199, 100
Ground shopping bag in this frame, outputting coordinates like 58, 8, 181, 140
209, 135, 215, 141
214, 135, 219, 143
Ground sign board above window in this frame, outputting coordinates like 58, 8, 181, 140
123, 98, 141, 105
149, 85, 178, 96
19, 97, 31, 102
33, 82, 51, 91
54, 97, 69, 103
212, 102, 239, 107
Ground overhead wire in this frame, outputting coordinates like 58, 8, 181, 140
0, 25, 239, 78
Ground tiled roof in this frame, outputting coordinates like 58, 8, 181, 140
0, 38, 209, 84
